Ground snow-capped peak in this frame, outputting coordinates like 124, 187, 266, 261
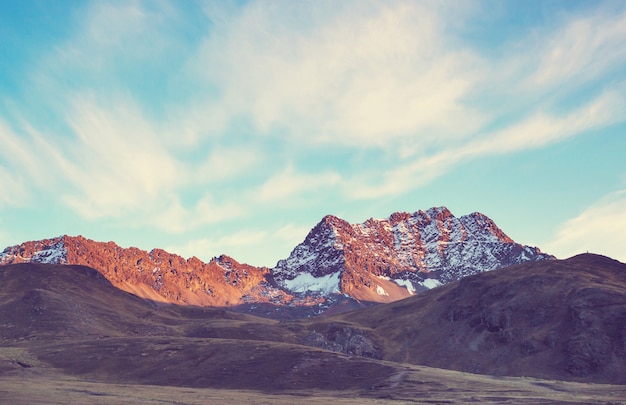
0, 236, 67, 265
272, 207, 554, 300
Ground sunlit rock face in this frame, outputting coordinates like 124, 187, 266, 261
273, 207, 554, 302
0, 235, 286, 307
0, 207, 554, 314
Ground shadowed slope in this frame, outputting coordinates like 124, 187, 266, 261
0, 263, 396, 392
301, 254, 626, 384
0, 263, 277, 341
0, 263, 160, 340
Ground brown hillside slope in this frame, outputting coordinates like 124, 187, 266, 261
0, 262, 288, 342
0, 263, 394, 392
301, 254, 626, 384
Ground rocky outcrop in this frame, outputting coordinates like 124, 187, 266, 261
299, 322, 382, 359
273, 206, 553, 302
0, 235, 291, 307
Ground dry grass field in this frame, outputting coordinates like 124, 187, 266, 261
3, 355, 626, 404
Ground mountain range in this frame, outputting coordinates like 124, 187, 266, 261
0, 206, 553, 317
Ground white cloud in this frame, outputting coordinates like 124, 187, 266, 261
188, 1, 626, 206
214, 230, 267, 249
192, 0, 485, 148
525, 8, 626, 89
168, 230, 267, 262
270, 223, 313, 255
471, 91, 624, 154
17, 0, 626, 211
150, 194, 246, 234
166, 237, 216, 261
546, 190, 626, 262
4, 1, 266, 227
348, 86, 626, 199
255, 165, 341, 202
273, 223, 311, 245
0, 165, 27, 207
195, 146, 261, 183
55, 95, 183, 218
167, 222, 312, 266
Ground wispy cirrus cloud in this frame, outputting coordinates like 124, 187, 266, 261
524, 7, 626, 89
52, 95, 183, 219
195, 146, 262, 184
16, 1, 626, 213
345, 4, 626, 199
1, 1, 257, 226
349, 86, 626, 200
545, 190, 626, 262
168, 222, 311, 264
272, 223, 312, 247
192, 0, 485, 148
150, 194, 247, 234
255, 164, 341, 203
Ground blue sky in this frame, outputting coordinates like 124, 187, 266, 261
1, 0, 625, 266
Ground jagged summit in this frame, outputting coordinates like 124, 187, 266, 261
273, 206, 553, 303
0, 235, 68, 265
0, 207, 554, 316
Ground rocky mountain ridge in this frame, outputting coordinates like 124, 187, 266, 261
0, 206, 554, 316
273, 206, 553, 303
0, 235, 303, 308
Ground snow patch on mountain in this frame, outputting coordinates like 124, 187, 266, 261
272, 206, 554, 299
283, 271, 340, 294
33, 239, 67, 264
393, 278, 416, 294
0, 237, 67, 264
419, 279, 442, 289
375, 285, 388, 296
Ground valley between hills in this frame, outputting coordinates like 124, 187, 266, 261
2, 208, 626, 403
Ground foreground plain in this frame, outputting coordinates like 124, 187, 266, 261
3, 355, 626, 404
